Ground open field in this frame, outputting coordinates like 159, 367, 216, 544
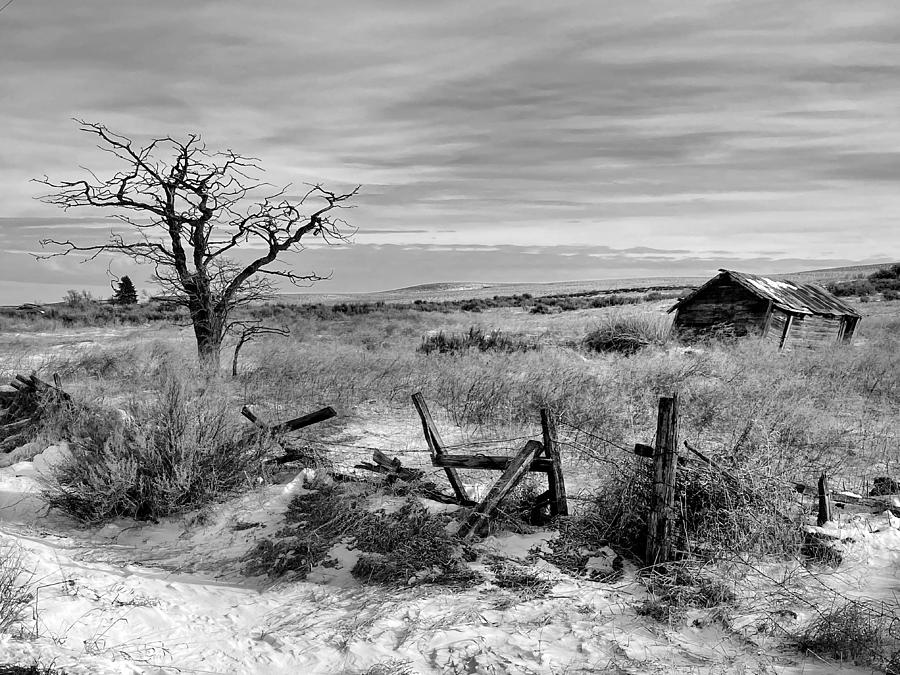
0, 280, 899, 673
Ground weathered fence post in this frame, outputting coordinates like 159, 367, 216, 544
540, 409, 568, 517
817, 472, 833, 526
411, 392, 471, 505
645, 394, 679, 566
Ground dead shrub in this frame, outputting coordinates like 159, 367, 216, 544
40, 373, 271, 524
418, 327, 539, 355
584, 312, 670, 354
0, 542, 33, 635
487, 559, 553, 600
636, 561, 737, 626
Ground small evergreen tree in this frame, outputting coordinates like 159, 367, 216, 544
113, 275, 138, 305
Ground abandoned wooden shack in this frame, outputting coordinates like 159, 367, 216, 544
669, 269, 861, 349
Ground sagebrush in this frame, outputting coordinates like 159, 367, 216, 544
40, 371, 271, 524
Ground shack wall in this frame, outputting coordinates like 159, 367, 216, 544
783, 313, 845, 350
672, 278, 770, 336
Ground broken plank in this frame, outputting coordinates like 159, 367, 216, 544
457, 439, 544, 540
370, 449, 426, 482
241, 405, 271, 430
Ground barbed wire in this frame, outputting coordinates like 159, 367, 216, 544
556, 421, 635, 455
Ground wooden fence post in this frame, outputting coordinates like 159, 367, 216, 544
540, 409, 568, 517
411, 393, 471, 505
645, 394, 679, 566
817, 472, 833, 526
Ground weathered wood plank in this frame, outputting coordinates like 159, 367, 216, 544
271, 406, 337, 433
457, 440, 544, 540
432, 454, 553, 472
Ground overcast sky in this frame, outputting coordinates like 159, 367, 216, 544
1, 1, 899, 303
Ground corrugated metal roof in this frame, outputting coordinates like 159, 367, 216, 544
670, 269, 861, 317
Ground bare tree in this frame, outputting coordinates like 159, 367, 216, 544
35, 121, 358, 371
229, 321, 291, 377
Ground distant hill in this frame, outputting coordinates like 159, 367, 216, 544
278, 276, 706, 306
776, 262, 899, 284
276, 262, 899, 306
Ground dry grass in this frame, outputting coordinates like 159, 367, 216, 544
0, 542, 33, 636
795, 600, 900, 671
244, 480, 479, 586
584, 311, 672, 354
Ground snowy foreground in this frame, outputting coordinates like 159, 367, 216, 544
0, 443, 898, 674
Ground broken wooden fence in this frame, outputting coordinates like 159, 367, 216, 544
241, 404, 337, 464
0, 372, 71, 453
412, 392, 569, 540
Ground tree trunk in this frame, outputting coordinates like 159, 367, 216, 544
190, 298, 224, 373
231, 334, 249, 377
197, 332, 222, 372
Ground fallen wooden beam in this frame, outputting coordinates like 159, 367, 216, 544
271, 406, 337, 433
432, 454, 554, 472
457, 440, 544, 540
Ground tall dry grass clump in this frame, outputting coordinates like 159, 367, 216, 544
584, 312, 671, 354
40, 369, 271, 524
795, 600, 900, 671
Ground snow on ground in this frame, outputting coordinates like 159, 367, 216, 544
0, 427, 897, 673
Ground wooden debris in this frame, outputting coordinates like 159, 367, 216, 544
0, 372, 71, 454
355, 449, 462, 505
271, 407, 337, 434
